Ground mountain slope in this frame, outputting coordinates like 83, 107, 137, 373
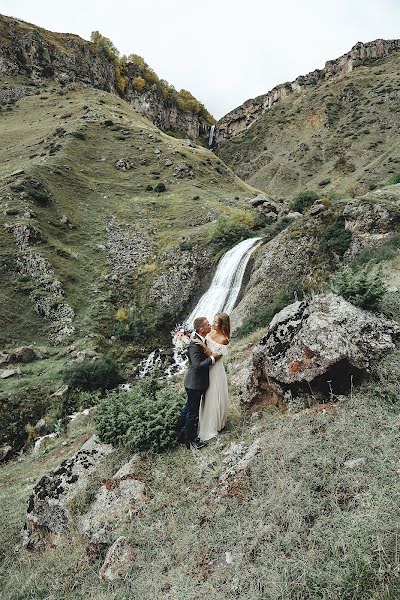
0, 74, 258, 357
217, 41, 400, 199
0, 14, 213, 140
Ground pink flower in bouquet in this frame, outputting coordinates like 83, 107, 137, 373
171, 323, 192, 352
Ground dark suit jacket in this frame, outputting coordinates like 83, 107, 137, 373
184, 334, 213, 390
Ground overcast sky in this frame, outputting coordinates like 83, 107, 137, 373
1, 0, 400, 118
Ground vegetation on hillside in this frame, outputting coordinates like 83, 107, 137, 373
218, 51, 400, 199
95, 375, 185, 453
90, 31, 215, 124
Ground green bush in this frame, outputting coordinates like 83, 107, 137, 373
331, 267, 386, 310
63, 357, 122, 392
154, 182, 166, 193
387, 172, 400, 185
95, 376, 185, 453
234, 288, 301, 338
291, 191, 319, 213
208, 210, 256, 248
320, 216, 352, 257
70, 131, 86, 140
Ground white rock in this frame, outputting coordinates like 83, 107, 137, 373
0, 369, 16, 378
99, 536, 134, 581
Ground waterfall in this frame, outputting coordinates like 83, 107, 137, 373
138, 349, 161, 379
208, 124, 216, 147
186, 237, 262, 327
139, 237, 262, 379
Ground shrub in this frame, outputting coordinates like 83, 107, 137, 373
154, 182, 166, 192
132, 76, 146, 91
91, 31, 120, 62
291, 191, 319, 213
331, 267, 386, 310
146, 185, 153, 191
63, 357, 122, 392
320, 216, 352, 257
208, 210, 256, 248
387, 172, 400, 185
95, 376, 185, 453
70, 131, 86, 140
234, 288, 301, 338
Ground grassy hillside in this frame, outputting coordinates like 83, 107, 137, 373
0, 74, 258, 354
1, 341, 400, 599
217, 52, 400, 200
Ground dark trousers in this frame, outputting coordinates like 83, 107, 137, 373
182, 388, 205, 442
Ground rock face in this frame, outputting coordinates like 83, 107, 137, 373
245, 294, 400, 409
150, 244, 214, 318
232, 230, 319, 329
343, 187, 400, 260
23, 435, 113, 549
5, 214, 75, 344
0, 14, 212, 140
79, 456, 146, 544
216, 39, 400, 144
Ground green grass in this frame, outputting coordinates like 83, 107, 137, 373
1, 361, 400, 598
0, 76, 260, 356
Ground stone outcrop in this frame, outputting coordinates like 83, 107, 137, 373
343, 186, 400, 260
210, 439, 262, 500
216, 39, 400, 144
104, 217, 153, 283
23, 437, 147, 558
248, 193, 286, 222
245, 294, 400, 409
23, 435, 113, 549
232, 230, 319, 329
4, 211, 75, 344
150, 244, 214, 317
78, 456, 147, 545
0, 14, 212, 140
79, 456, 146, 544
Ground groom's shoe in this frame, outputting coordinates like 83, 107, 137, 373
186, 439, 208, 450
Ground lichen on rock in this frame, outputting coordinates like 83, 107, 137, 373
245, 293, 400, 409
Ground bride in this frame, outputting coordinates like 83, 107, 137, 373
197, 313, 230, 442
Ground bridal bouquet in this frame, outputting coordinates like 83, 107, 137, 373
171, 323, 192, 353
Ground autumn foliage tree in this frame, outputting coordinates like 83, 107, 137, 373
90, 31, 215, 124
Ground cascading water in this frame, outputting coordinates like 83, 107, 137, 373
208, 124, 216, 147
186, 237, 262, 327
139, 237, 262, 378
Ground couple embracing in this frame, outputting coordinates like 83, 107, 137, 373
182, 313, 230, 450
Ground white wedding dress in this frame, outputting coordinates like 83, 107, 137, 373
198, 334, 229, 441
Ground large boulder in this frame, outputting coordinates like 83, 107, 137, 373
245, 294, 400, 409
23, 435, 113, 549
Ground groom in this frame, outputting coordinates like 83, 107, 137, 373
182, 316, 221, 450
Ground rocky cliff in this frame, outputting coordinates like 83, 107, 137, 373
216, 39, 400, 144
0, 14, 212, 140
